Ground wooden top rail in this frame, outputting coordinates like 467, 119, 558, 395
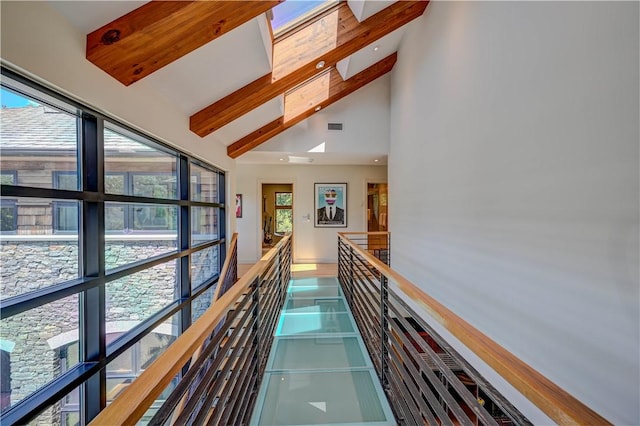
339, 231, 390, 236
89, 235, 291, 426
213, 233, 238, 301
338, 233, 610, 426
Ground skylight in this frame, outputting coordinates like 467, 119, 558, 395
270, 0, 338, 37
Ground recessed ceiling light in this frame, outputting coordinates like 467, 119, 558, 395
315, 105, 322, 112
316, 60, 325, 69
279, 158, 284, 161
374, 159, 380, 163
373, 45, 380, 52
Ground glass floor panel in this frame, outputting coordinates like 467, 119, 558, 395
255, 370, 394, 425
285, 298, 348, 314
277, 312, 354, 336
251, 276, 394, 425
269, 337, 369, 370
289, 277, 340, 287
288, 286, 342, 298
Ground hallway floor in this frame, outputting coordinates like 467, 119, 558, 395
249, 276, 395, 425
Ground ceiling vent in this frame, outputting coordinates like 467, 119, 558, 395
327, 122, 343, 131
288, 156, 314, 164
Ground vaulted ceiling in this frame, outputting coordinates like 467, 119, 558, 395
48, 0, 429, 164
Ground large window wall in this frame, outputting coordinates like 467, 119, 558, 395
0, 68, 227, 425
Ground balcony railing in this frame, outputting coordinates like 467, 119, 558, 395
89, 234, 292, 425
91, 231, 609, 425
338, 232, 610, 426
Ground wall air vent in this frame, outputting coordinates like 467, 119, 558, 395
328, 123, 343, 131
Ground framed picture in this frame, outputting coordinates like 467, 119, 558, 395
235, 194, 242, 218
314, 183, 347, 227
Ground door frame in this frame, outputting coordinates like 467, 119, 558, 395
363, 178, 388, 232
256, 178, 296, 261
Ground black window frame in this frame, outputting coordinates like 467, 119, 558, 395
105, 171, 179, 234
52, 171, 80, 234
0, 171, 18, 233
0, 66, 227, 426
0, 170, 17, 186
0, 198, 18, 234
57, 330, 177, 424
51, 169, 182, 235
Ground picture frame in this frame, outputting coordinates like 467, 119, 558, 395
235, 194, 242, 218
314, 183, 347, 228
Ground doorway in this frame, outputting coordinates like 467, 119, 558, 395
367, 183, 388, 256
261, 183, 293, 255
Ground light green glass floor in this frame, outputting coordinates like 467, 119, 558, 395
250, 277, 395, 426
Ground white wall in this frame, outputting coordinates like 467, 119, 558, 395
390, 2, 639, 424
236, 164, 386, 263
0, 1, 233, 173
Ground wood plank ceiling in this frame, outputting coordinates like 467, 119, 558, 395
86, 0, 429, 157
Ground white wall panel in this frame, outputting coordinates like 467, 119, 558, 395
389, 2, 639, 424
236, 164, 386, 263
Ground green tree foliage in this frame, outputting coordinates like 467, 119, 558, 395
275, 192, 293, 233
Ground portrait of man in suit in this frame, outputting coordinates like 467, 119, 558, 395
315, 184, 347, 227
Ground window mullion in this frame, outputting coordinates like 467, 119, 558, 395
79, 113, 106, 424
218, 173, 226, 271
178, 155, 190, 333
0, 69, 227, 425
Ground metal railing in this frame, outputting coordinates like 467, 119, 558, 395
338, 232, 610, 426
89, 234, 292, 425
90, 230, 609, 425
339, 231, 390, 265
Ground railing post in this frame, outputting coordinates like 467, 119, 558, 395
387, 232, 391, 266
277, 242, 285, 308
380, 274, 389, 391
348, 244, 354, 304
286, 237, 291, 294
338, 237, 342, 283
276, 246, 282, 293
252, 276, 261, 393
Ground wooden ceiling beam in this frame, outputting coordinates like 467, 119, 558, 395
193, 1, 428, 137
226, 117, 285, 159
227, 53, 397, 158
86, 1, 282, 86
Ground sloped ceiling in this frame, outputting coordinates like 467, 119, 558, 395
47, 0, 428, 165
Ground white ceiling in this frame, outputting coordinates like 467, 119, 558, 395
337, 27, 406, 80
348, 0, 397, 22
215, 96, 284, 146
47, 1, 147, 33
142, 17, 273, 116
47, 0, 413, 166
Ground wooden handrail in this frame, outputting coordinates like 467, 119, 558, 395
338, 232, 610, 426
213, 232, 238, 301
170, 232, 238, 422
339, 231, 390, 236
89, 235, 292, 426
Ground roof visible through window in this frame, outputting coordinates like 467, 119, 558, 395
270, 0, 338, 37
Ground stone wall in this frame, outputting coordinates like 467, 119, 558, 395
191, 285, 216, 324
0, 238, 219, 424
1, 240, 78, 297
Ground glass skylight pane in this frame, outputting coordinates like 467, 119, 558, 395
271, 0, 337, 36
